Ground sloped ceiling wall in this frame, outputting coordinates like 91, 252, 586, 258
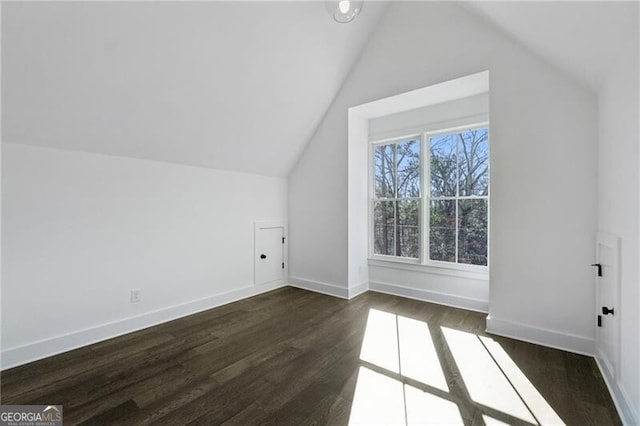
462, 1, 638, 92
1, 1, 387, 177
3, 2, 634, 178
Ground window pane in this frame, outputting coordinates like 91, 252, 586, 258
430, 134, 457, 197
397, 139, 421, 198
458, 199, 488, 266
374, 201, 395, 256
429, 200, 456, 262
374, 144, 395, 198
398, 200, 419, 258
458, 129, 489, 196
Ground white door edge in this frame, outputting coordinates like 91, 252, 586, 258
254, 221, 288, 286
595, 231, 621, 383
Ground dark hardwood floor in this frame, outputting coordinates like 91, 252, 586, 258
0, 287, 620, 425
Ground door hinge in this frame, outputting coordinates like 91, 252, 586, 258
597, 315, 602, 327
591, 263, 602, 277
282, 237, 286, 244
282, 262, 285, 269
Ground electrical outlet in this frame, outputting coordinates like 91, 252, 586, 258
130, 289, 141, 303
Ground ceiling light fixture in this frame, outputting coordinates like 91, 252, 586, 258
326, 0, 364, 23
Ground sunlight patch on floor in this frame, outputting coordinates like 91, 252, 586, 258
359, 309, 448, 391
349, 366, 406, 425
398, 315, 448, 391
479, 335, 565, 425
359, 309, 400, 374
482, 414, 512, 425
350, 308, 565, 425
442, 326, 537, 423
404, 384, 463, 425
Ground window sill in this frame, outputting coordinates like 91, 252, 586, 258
367, 257, 489, 280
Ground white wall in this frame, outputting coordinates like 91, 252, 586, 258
1, 143, 287, 368
597, 32, 640, 424
289, 1, 597, 354
368, 262, 489, 313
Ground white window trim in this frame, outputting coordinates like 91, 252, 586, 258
368, 258, 489, 280
368, 121, 490, 274
369, 112, 488, 143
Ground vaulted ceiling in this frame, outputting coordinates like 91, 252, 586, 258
462, 1, 638, 92
1, 1, 387, 177
2, 1, 637, 177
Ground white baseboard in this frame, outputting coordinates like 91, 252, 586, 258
486, 316, 594, 357
594, 355, 639, 425
288, 277, 349, 299
1, 281, 287, 370
369, 280, 489, 313
348, 281, 369, 299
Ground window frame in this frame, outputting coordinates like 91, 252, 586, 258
368, 122, 490, 273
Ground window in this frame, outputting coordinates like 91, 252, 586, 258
371, 126, 489, 268
372, 138, 421, 258
429, 127, 489, 266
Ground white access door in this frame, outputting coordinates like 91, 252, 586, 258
254, 223, 285, 285
595, 232, 621, 382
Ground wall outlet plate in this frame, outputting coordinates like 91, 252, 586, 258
130, 288, 141, 303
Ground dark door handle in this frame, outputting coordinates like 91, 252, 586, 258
260, 254, 267, 259
602, 306, 614, 315
591, 263, 602, 277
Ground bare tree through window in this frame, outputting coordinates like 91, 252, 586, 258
430, 128, 488, 266
373, 139, 420, 258
372, 127, 489, 266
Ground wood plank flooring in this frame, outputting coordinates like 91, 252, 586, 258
0, 287, 620, 425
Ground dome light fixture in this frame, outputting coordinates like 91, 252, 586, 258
326, 0, 364, 23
